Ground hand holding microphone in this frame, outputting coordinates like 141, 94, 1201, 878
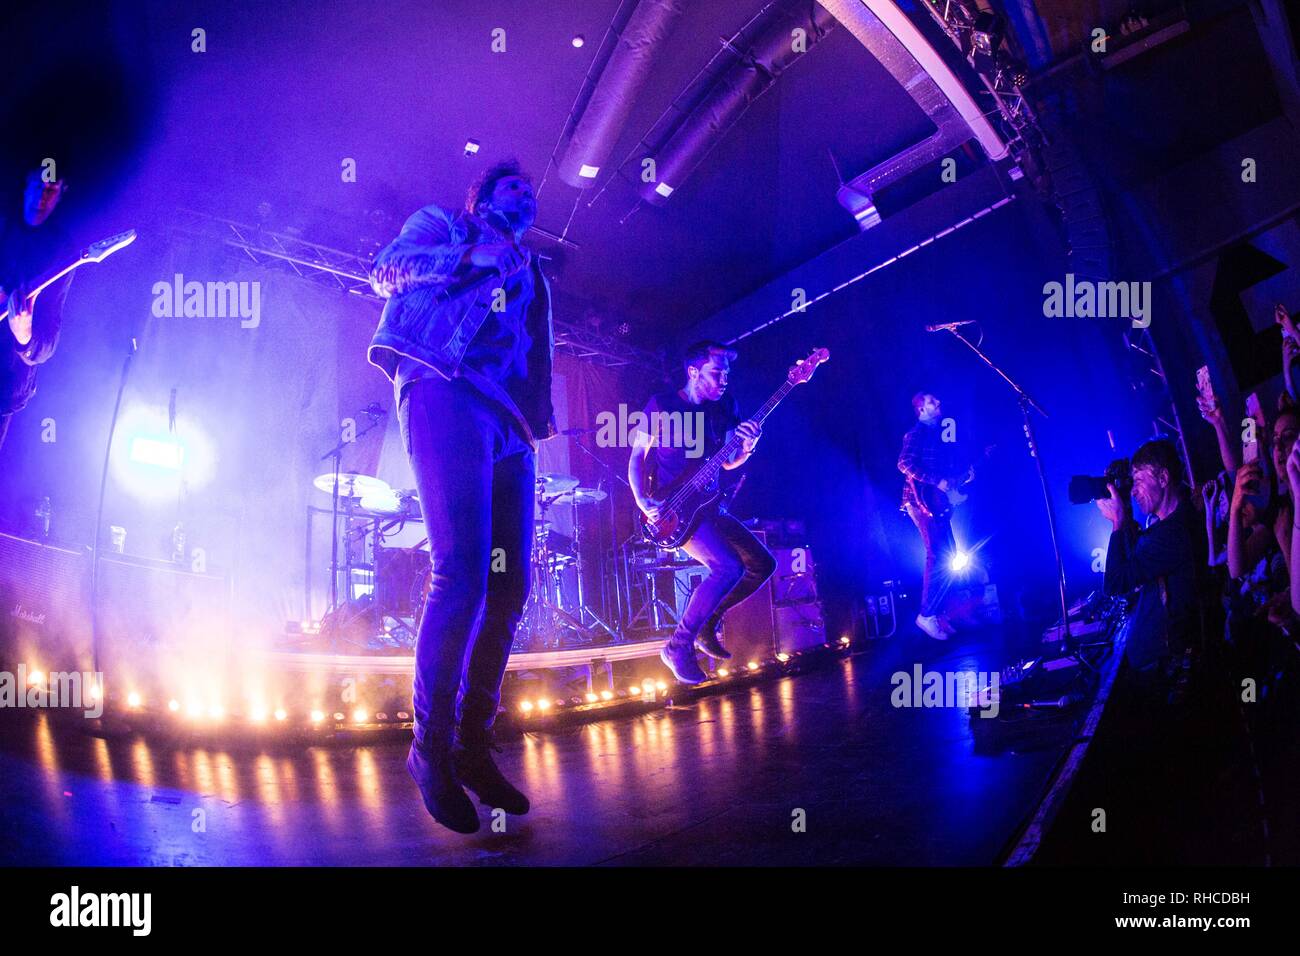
469, 242, 529, 277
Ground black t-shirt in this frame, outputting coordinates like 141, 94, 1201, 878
639, 389, 740, 492
460, 256, 534, 406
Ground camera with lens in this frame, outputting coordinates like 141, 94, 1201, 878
1068, 457, 1133, 504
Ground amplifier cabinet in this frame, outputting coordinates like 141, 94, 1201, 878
95, 552, 232, 696
714, 538, 826, 661
0, 533, 92, 673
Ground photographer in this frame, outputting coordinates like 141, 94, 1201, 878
1096, 438, 1201, 678
1086, 439, 1209, 861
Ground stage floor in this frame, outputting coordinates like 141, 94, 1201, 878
0, 631, 1067, 865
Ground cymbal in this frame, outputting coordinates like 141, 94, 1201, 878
555, 486, 607, 504
314, 472, 392, 499
535, 473, 579, 495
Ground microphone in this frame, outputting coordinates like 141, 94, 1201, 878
925, 320, 978, 333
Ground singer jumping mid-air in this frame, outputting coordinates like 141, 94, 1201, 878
367, 160, 554, 834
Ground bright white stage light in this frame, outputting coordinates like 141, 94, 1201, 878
113, 405, 216, 503
949, 551, 971, 572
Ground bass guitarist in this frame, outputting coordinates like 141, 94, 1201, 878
630, 340, 776, 684
898, 391, 973, 641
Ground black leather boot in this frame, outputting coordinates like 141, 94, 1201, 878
453, 732, 530, 816
694, 618, 732, 660
407, 740, 480, 834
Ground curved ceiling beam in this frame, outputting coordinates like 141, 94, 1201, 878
818, 0, 1008, 162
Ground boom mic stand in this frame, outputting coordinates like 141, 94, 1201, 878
940, 325, 1073, 650
318, 410, 386, 625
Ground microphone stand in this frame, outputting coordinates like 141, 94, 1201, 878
568, 434, 627, 641
91, 336, 138, 679
318, 412, 386, 630
941, 326, 1073, 649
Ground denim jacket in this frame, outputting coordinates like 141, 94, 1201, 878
366, 203, 555, 443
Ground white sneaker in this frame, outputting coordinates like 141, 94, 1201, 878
915, 614, 948, 641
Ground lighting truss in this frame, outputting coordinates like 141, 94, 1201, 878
918, 0, 1043, 169
170, 208, 665, 372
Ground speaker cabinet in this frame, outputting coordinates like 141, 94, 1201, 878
771, 546, 825, 652
0, 533, 92, 673
95, 552, 232, 694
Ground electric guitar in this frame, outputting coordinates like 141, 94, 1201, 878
912, 444, 995, 520
638, 347, 830, 549
1, 229, 137, 340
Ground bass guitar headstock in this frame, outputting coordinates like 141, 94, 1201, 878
787, 347, 829, 385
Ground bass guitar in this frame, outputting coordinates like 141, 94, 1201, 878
638, 347, 829, 548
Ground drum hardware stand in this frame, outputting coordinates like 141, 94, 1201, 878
562, 482, 621, 642
517, 485, 607, 648
620, 531, 685, 634
317, 411, 385, 649
570, 435, 632, 634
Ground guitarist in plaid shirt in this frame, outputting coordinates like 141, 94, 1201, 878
898, 392, 972, 640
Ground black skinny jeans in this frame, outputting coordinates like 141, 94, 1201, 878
399, 377, 535, 753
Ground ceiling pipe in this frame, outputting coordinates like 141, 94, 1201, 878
636, 0, 838, 207
558, 0, 686, 189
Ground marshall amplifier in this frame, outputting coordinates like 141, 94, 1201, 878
0, 532, 93, 673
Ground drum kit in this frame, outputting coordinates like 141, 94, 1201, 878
308, 468, 622, 653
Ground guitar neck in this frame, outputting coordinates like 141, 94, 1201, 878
681, 379, 797, 493
5, 258, 82, 306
